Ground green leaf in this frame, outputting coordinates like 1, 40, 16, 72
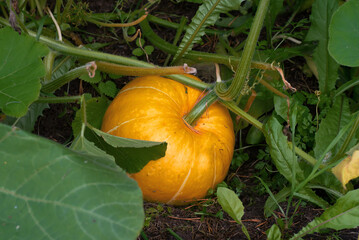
291, 189, 359, 239
263, 116, 304, 185
217, 187, 244, 223
172, 0, 244, 63
72, 96, 110, 137
71, 132, 114, 160
274, 95, 305, 130
79, 70, 102, 83
314, 97, 353, 160
0, 27, 49, 117
3, 102, 49, 132
305, 0, 339, 93
87, 127, 167, 174
51, 56, 75, 80
294, 188, 329, 210
144, 45, 154, 55
268, 0, 283, 25
266, 224, 282, 240
264, 187, 290, 217
328, 0, 359, 67
0, 123, 144, 239
254, 44, 316, 63
136, 38, 145, 48
301, 162, 343, 197
99, 81, 118, 98
132, 48, 144, 57
71, 96, 167, 174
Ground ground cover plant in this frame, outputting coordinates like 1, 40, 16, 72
1, 0, 359, 239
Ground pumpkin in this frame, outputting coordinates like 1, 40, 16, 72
101, 75, 235, 205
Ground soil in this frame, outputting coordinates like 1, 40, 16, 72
33, 1, 358, 239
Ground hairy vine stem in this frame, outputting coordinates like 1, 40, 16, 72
0, 16, 210, 91
215, 0, 271, 101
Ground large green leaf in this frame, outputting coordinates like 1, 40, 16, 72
263, 116, 304, 185
328, 0, 359, 67
2, 102, 49, 132
305, 0, 339, 94
0, 27, 49, 117
87, 127, 167, 174
314, 97, 353, 160
71, 96, 167, 174
72, 96, 110, 137
172, 0, 244, 63
291, 189, 359, 239
0, 123, 144, 239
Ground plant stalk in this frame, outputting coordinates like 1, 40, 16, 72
330, 112, 359, 164
41, 64, 90, 93
0, 17, 209, 91
215, 0, 271, 101
221, 100, 318, 167
183, 91, 218, 126
36, 95, 82, 103
96, 61, 198, 77
139, 19, 276, 72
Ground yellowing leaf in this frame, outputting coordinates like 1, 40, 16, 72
332, 151, 359, 188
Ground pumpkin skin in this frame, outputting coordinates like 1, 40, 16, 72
101, 75, 235, 205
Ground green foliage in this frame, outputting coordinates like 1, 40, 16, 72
0, 123, 144, 239
0, 27, 48, 117
217, 187, 250, 239
217, 187, 244, 223
253, 148, 288, 195
71, 96, 167, 174
266, 224, 282, 240
99, 81, 118, 98
132, 39, 154, 57
172, 0, 245, 63
328, 0, 359, 67
231, 151, 249, 169
292, 189, 359, 239
72, 96, 109, 136
80, 70, 102, 83
305, 0, 339, 94
314, 97, 354, 160
1, 0, 359, 238
3, 102, 49, 132
263, 116, 304, 185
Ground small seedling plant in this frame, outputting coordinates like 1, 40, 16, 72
0, 0, 358, 239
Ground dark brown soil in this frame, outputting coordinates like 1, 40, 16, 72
33, 1, 358, 239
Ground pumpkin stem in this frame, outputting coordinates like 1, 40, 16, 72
183, 91, 218, 127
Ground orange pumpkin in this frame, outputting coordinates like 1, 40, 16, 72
101, 75, 235, 205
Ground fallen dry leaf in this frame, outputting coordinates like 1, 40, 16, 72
332, 150, 359, 189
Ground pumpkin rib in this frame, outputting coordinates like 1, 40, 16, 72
119, 86, 182, 110
212, 145, 217, 189
167, 128, 197, 204
105, 117, 149, 134
105, 115, 182, 135
167, 166, 192, 204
